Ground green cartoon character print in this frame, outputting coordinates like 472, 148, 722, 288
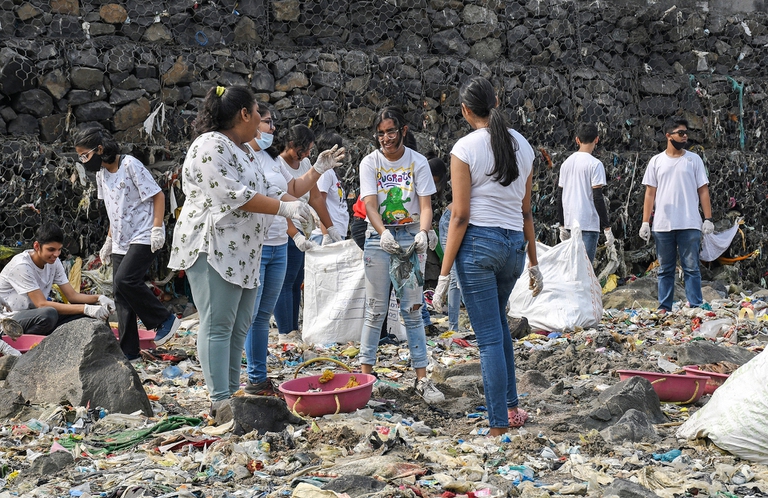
380, 186, 412, 224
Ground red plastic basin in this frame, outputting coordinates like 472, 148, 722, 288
279, 372, 376, 417
616, 369, 708, 404
2, 334, 46, 353
682, 365, 730, 396
112, 328, 156, 350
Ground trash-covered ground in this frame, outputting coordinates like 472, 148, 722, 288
1, 277, 768, 498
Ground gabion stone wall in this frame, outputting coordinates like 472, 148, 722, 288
1, 0, 767, 283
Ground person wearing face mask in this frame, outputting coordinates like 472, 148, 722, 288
243, 105, 344, 396
74, 126, 179, 360
639, 117, 713, 313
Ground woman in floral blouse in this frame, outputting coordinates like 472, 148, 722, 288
168, 86, 311, 417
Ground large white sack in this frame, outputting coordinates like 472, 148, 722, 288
676, 347, 768, 463
508, 225, 602, 331
302, 240, 366, 345
700, 219, 740, 262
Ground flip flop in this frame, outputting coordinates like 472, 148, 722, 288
508, 408, 529, 428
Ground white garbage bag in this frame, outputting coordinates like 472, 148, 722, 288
676, 347, 768, 463
302, 240, 366, 345
700, 219, 740, 262
508, 224, 602, 331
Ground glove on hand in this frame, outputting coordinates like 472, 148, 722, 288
639, 222, 651, 242
427, 229, 438, 251
325, 225, 343, 243
702, 219, 714, 235
559, 226, 570, 242
379, 229, 400, 254
97, 295, 115, 312
150, 226, 165, 253
292, 232, 318, 252
84, 304, 110, 320
100, 236, 113, 266
312, 145, 346, 174
529, 265, 544, 297
414, 230, 429, 254
604, 228, 615, 246
431, 275, 451, 312
277, 201, 312, 226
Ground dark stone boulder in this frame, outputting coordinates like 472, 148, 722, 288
600, 408, 659, 443
4, 318, 152, 416
322, 475, 387, 497
230, 396, 305, 436
581, 376, 666, 430
603, 478, 662, 498
0, 48, 36, 96
675, 341, 756, 366
25, 451, 75, 477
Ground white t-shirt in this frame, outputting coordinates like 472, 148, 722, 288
359, 148, 436, 226
97, 155, 162, 255
311, 169, 349, 238
558, 151, 607, 232
0, 250, 69, 311
642, 150, 708, 232
258, 151, 294, 246
278, 156, 311, 203
450, 128, 535, 231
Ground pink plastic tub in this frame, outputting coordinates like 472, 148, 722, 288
279, 372, 377, 417
682, 365, 731, 396
2, 334, 46, 353
112, 328, 156, 350
616, 369, 708, 404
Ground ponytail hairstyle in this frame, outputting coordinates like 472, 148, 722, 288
192, 85, 256, 138
73, 125, 119, 163
459, 76, 519, 186
276, 124, 315, 159
372, 106, 408, 149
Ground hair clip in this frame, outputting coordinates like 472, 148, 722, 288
216, 86, 226, 97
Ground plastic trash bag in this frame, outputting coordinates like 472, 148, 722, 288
389, 242, 423, 299
700, 219, 740, 262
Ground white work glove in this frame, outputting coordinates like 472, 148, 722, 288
604, 228, 615, 246
100, 236, 113, 266
312, 144, 345, 174
639, 222, 651, 242
97, 295, 115, 312
431, 275, 450, 312
702, 219, 714, 235
84, 304, 110, 320
559, 226, 570, 242
277, 200, 312, 226
528, 265, 543, 297
379, 229, 400, 254
325, 225, 343, 243
150, 226, 165, 253
427, 229, 438, 251
414, 230, 429, 254
292, 232, 318, 252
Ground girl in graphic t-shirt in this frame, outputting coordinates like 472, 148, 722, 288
74, 127, 179, 360
357, 106, 445, 405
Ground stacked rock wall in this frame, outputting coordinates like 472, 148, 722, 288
0, 0, 767, 282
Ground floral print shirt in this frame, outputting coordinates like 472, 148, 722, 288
168, 132, 284, 288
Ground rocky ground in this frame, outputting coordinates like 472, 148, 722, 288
0, 276, 767, 497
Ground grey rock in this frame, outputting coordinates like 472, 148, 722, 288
41, 69, 71, 100
0, 48, 36, 95
230, 396, 305, 436
39, 114, 66, 142
675, 341, 756, 367
272, 59, 297, 80
217, 71, 247, 87
114, 98, 151, 131
603, 478, 662, 498
600, 408, 659, 443
49, 15, 85, 40
143, 23, 173, 43
432, 9, 460, 30
463, 4, 498, 26
0, 388, 24, 418
342, 51, 369, 76
67, 89, 106, 106
109, 89, 145, 106
4, 319, 152, 416
273, 0, 300, 22
88, 22, 116, 36
0, 355, 18, 380
470, 38, 504, 63
234, 16, 259, 44
13, 89, 53, 118
275, 71, 309, 92
25, 451, 74, 476
138, 78, 161, 94
432, 29, 470, 56
640, 76, 681, 95
639, 96, 679, 116
8, 114, 38, 136
517, 370, 551, 394
322, 475, 387, 497
71, 67, 105, 91
312, 71, 343, 90
582, 376, 666, 430
74, 101, 114, 122
343, 107, 376, 130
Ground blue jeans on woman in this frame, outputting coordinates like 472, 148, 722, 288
653, 229, 703, 311
186, 256, 259, 402
438, 209, 462, 331
244, 244, 288, 385
359, 225, 429, 369
274, 236, 305, 335
455, 225, 526, 429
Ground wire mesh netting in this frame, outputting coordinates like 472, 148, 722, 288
0, 0, 766, 283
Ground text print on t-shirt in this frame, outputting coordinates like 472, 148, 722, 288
376, 163, 416, 224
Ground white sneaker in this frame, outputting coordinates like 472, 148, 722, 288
415, 377, 445, 404
0, 339, 22, 357
278, 330, 303, 345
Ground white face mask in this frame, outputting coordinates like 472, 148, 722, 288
254, 132, 273, 150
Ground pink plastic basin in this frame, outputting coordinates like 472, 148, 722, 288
616, 369, 708, 404
112, 328, 156, 350
2, 334, 46, 353
279, 372, 376, 417
682, 365, 730, 396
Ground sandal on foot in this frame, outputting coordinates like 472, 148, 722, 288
508, 408, 529, 427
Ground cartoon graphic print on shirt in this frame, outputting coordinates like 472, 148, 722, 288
376, 162, 415, 224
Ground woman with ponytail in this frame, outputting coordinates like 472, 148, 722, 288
431, 76, 543, 435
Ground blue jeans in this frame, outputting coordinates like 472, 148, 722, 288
439, 209, 462, 331
359, 225, 429, 369
455, 225, 526, 429
582, 230, 599, 265
186, 256, 259, 402
245, 244, 287, 384
653, 229, 703, 311
274, 236, 305, 335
